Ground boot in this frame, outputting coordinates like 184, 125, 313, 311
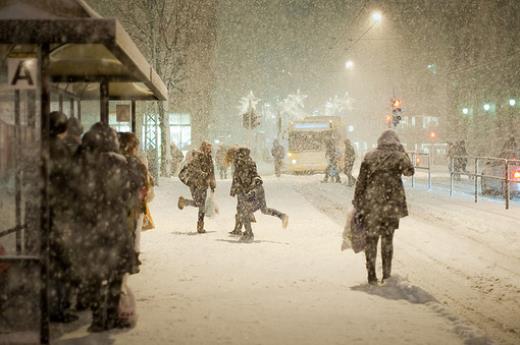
197, 219, 206, 233
281, 214, 289, 229
229, 215, 243, 235
178, 196, 185, 210
239, 231, 254, 242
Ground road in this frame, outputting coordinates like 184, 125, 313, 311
48, 174, 520, 345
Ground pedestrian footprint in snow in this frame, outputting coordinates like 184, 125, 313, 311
352, 130, 414, 285
178, 141, 216, 233
229, 147, 288, 242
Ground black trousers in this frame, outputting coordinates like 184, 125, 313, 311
184, 186, 207, 229
89, 274, 124, 329
364, 232, 394, 282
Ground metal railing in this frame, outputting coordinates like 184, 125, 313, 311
449, 156, 520, 209
408, 152, 432, 190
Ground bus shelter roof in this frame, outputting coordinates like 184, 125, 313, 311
0, 0, 168, 101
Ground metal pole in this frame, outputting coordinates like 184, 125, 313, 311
69, 97, 74, 117
450, 157, 454, 197
411, 152, 416, 188
474, 158, 478, 203
58, 93, 63, 113
77, 99, 82, 121
505, 161, 510, 210
100, 79, 109, 124
14, 90, 22, 254
131, 100, 136, 133
427, 153, 432, 190
39, 43, 51, 345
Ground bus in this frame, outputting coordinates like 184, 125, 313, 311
286, 116, 346, 174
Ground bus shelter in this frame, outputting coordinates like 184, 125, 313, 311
0, 1, 167, 343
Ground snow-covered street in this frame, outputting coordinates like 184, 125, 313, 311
51, 175, 520, 345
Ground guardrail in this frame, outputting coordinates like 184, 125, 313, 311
449, 156, 520, 209
407, 152, 432, 190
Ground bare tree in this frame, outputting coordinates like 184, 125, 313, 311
91, 0, 190, 176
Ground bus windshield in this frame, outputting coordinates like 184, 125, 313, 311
289, 131, 331, 152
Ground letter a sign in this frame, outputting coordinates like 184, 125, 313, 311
7, 58, 38, 90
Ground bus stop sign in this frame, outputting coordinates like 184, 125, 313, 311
7, 58, 38, 90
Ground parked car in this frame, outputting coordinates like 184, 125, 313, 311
481, 160, 520, 197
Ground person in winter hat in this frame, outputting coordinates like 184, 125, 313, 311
353, 129, 414, 285
230, 147, 288, 242
215, 144, 229, 179
69, 123, 137, 332
178, 141, 216, 233
271, 139, 285, 177
343, 138, 357, 186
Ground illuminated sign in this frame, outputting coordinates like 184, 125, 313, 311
293, 122, 331, 130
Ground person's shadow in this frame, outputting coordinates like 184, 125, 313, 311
171, 231, 217, 236
350, 275, 437, 304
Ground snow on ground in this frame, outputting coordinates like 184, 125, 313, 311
49, 173, 520, 345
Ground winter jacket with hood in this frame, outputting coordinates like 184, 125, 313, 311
230, 148, 260, 197
353, 130, 414, 232
70, 123, 136, 281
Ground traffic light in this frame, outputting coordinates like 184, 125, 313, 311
391, 98, 402, 127
242, 109, 261, 129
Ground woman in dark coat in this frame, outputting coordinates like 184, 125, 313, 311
230, 148, 288, 242
353, 130, 414, 285
178, 142, 216, 233
343, 138, 357, 186
70, 123, 136, 331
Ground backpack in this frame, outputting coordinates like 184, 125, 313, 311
178, 164, 191, 186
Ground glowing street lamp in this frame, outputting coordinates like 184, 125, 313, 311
462, 107, 469, 115
345, 60, 354, 70
509, 99, 516, 107
371, 11, 383, 24
483, 103, 491, 112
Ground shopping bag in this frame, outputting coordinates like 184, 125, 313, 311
118, 279, 137, 328
350, 211, 366, 253
142, 204, 155, 231
341, 207, 355, 251
204, 190, 219, 218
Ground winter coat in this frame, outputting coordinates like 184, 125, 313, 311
271, 144, 285, 161
230, 148, 260, 197
344, 141, 356, 166
353, 130, 414, 235
70, 125, 136, 281
182, 151, 216, 190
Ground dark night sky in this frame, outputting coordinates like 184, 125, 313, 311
212, 0, 370, 122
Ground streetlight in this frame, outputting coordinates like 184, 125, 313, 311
371, 11, 383, 24
462, 107, 469, 115
483, 103, 491, 112
345, 60, 354, 70
509, 98, 516, 107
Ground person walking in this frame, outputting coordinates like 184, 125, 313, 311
323, 137, 341, 183
352, 129, 414, 285
178, 142, 216, 233
343, 138, 357, 186
271, 140, 285, 177
229, 147, 288, 241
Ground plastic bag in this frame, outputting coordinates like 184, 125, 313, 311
342, 207, 366, 253
118, 279, 137, 328
204, 190, 219, 218
142, 204, 155, 231
341, 207, 355, 251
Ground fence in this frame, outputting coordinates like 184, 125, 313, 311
407, 151, 432, 190
449, 156, 520, 210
